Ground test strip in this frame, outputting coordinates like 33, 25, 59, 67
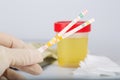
46, 9, 88, 47
38, 10, 88, 53
38, 18, 95, 53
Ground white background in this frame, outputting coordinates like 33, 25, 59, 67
0, 0, 120, 63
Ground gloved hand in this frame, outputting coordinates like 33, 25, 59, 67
0, 33, 43, 80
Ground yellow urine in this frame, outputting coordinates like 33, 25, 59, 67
57, 37, 88, 67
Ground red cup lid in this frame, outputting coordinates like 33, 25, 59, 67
54, 21, 91, 33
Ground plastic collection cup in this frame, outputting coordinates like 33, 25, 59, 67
54, 21, 91, 68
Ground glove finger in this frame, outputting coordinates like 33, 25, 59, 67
16, 64, 42, 75
0, 33, 31, 49
8, 48, 43, 66
4, 68, 26, 80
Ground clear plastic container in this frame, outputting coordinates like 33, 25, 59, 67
54, 21, 91, 67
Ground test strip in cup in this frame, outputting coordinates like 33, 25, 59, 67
38, 18, 95, 53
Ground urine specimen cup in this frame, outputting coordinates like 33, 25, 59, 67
54, 21, 91, 67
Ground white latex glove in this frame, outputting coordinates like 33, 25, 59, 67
0, 33, 43, 80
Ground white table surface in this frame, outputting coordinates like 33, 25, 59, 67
18, 61, 120, 80
18, 40, 120, 80
18, 56, 120, 80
